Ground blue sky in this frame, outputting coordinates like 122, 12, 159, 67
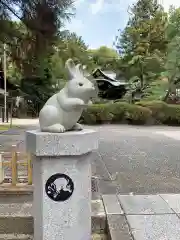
65, 0, 180, 49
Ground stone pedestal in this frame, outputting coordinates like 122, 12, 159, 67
26, 129, 98, 240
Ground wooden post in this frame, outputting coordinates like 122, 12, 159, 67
3, 43, 7, 123
2, 108, 4, 123
27, 153, 32, 185
0, 153, 4, 184
10, 100, 13, 128
11, 146, 17, 186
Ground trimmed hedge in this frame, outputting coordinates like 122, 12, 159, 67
136, 100, 180, 125
80, 101, 180, 125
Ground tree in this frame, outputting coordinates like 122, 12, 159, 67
0, 0, 74, 37
167, 7, 180, 41
163, 36, 180, 102
88, 46, 120, 71
116, 0, 167, 58
161, 7, 180, 102
128, 49, 164, 88
0, 1, 77, 116
57, 32, 89, 65
113, 0, 168, 102
49, 32, 92, 84
0, 0, 75, 78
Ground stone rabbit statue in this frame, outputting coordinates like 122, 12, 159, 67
39, 59, 96, 133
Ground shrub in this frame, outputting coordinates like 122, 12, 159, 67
136, 100, 180, 125
164, 104, 180, 125
80, 100, 180, 125
106, 102, 127, 122
81, 102, 151, 125
123, 104, 152, 124
136, 100, 169, 124
80, 104, 113, 124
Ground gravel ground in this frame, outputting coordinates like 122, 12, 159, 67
1, 124, 180, 195
90, 125, 180, 195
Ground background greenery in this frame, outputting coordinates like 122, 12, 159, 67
80, 101, 180, 126
1, 0, 180, 124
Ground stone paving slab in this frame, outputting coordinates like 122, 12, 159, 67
155, 131, 180, 141
92, 199, 107, 234
0, 233, 33, 240
102, 195, 124, 215
102, 195, 131, 239
0, 130, 23, 135
126, 214, 180, 240
0, 202, 31, 216
0, 234, 107, 240
160, 194, 180, 214
107, 215, 132, 240
118, 194, 174, 215
0, 200, 106, 235
109, 194, 180, 240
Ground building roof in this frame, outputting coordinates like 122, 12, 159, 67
92, 69, 117, 81
92, 68, 128, 87
95, 78, 128, 87
100, 71, 117, 81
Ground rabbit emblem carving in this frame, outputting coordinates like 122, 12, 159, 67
39, 59, 96, 133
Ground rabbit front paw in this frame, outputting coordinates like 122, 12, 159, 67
71, 123, 83, 131
42, 124, 66, 133
74, 99, 87, 108
55, 124, 66, 133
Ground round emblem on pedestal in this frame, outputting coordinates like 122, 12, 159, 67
45, 173, 74, 202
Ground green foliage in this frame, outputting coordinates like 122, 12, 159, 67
0, 0, 75, 79
142, 80, 168, 100
81, 102, 152, 125
0, 0, 94, 112
114, 0, 168, 102
7, 62, 22, 85
167, 7, 180, 40
20, 74, 56, 114
81, 101, 180, 126
165, 36, 180, 78
0, 0, 74, 38
4, 0, 180, 108
165, 36, 180, 81
137, 100, 180, 124
116, 0, 167, 57
136, 100, 168, 123
52, 32, 92, 79
163, 36, 180, 101
88, 46, 120, 71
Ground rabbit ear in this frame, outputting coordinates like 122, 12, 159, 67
83, 65, 87, 70
65, 58, 76, 78
75, 63, 84, 75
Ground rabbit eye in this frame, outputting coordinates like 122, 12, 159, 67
79, 83, 83, 86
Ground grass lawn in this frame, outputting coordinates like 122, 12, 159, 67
0, 125, 18, 131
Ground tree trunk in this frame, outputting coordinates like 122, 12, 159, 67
163, 89, 170, 102
163, 79, 176, 102
139, 60, 144, 89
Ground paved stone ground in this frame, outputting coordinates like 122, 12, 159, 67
103, 193, 180, 240
1, 124, 180, 239
1, 124, 180, 195
91, 125, 180, 195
